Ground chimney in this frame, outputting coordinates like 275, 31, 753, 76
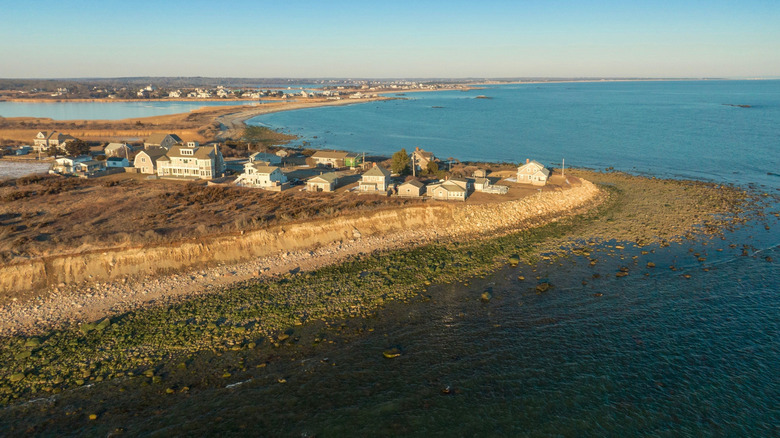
373, 162, 377, 167
415, 146, 420, 151
526, 158, 529, 164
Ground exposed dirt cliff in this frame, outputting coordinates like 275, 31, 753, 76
0, 180, 601, 296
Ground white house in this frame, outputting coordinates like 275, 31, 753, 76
50, 156, 91, 175
104, 142, 134, 158
474, 177, 508, 194
76, 160, 106, 176
398, 179, 425, 197
105, 157, 130, 168
310, 150, 349, 168
307, 173, 339, 192
516, 159, 550, 186
34, 131, 77, 152
426, 179, 468, 201
156, 143, 225, 180
235, 163, 288, 190
358, 163, 392, 193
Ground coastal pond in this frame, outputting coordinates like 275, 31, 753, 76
0, 101, 261, 121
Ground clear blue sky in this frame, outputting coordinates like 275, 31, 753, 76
1, 0, 778, 78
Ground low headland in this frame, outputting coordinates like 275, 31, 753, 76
0, 164, 763, 410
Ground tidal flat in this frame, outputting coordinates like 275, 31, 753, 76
0, 170, 773, 435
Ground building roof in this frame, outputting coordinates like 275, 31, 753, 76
412, 147, 435, 160
164, 144, 218, 160
362, 164, 391, 178
105, 142, 131, 150
138, 148, 168, 161
429, 181, 466, 193
474, 177, 490, 185
106, 156, 128, 162
145, 133, 182, 145
536, 168, 551, 177
518, 160, 545, 171
249, 152, 279, 160
249, 164, 279, 174
309, 172, 339, 184
400, 179, 424, 188
311, 150, 349, 160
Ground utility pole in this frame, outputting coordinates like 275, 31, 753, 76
562, 158, 565, 177
411, 151, 416, 177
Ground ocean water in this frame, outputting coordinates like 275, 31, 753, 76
0, 100, 259, 121
2, 81, 779, 436
251, 80, 780, 187
108, 227, 780, 437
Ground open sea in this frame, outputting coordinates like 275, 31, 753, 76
2, 81, 779, 436
250, 80, 780, 187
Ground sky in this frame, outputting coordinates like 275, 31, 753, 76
1, 0, 779, 79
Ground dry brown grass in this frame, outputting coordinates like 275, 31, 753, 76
0, 174, 424, 262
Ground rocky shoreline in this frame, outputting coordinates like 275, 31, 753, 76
0, 170, 762, 406
0, 179, 602, 336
